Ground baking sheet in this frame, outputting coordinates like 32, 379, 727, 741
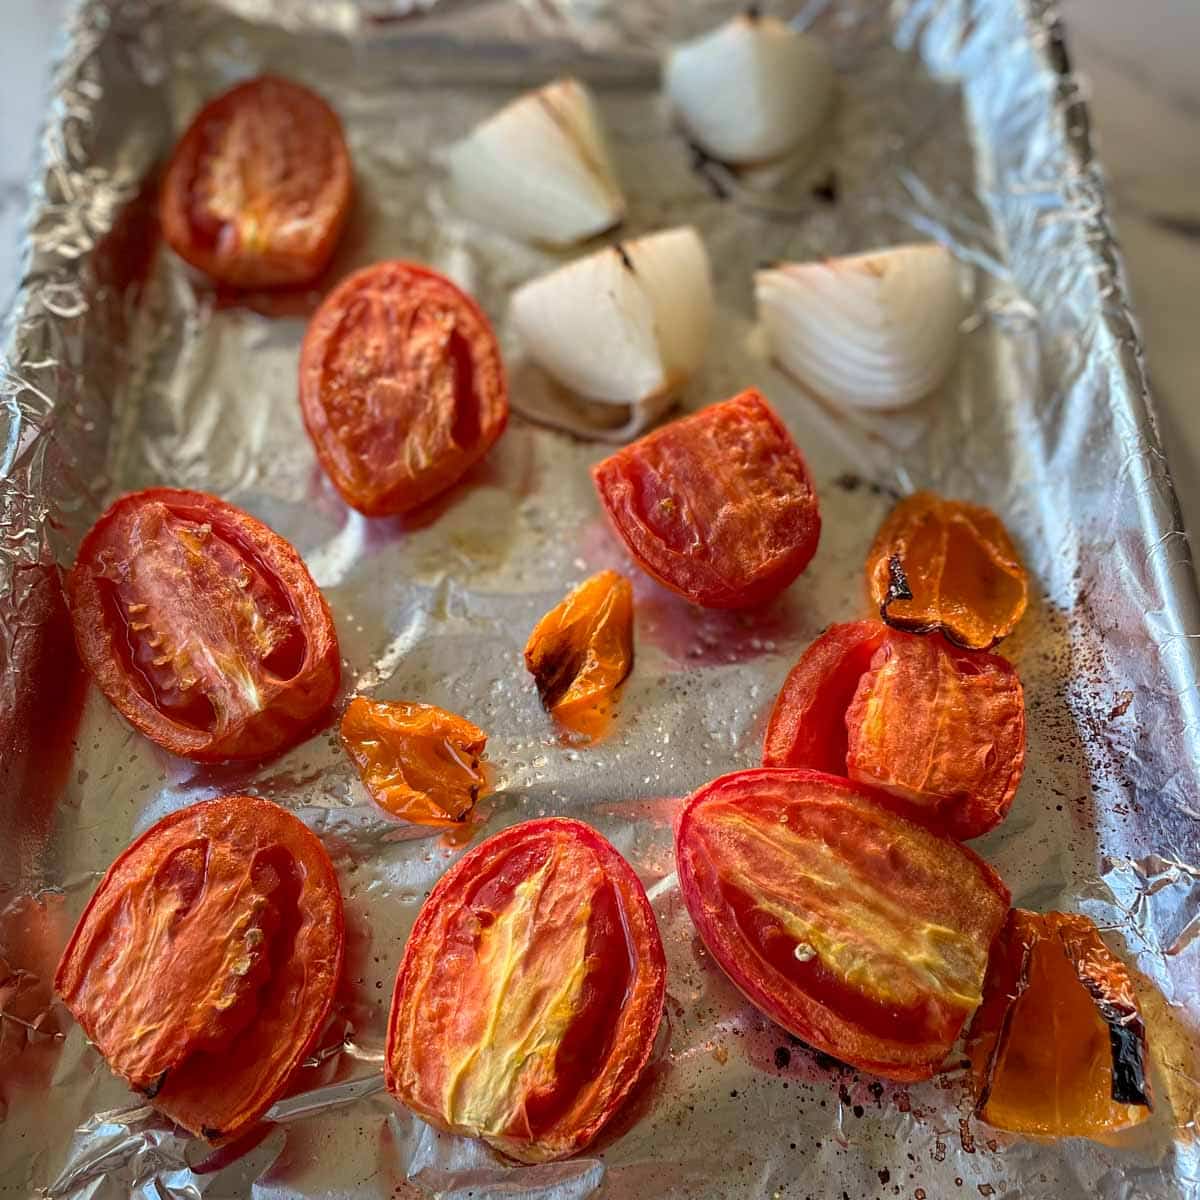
2, 0, 1199, 1197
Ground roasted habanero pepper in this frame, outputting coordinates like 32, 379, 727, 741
524, 569, 634, 738
867, 490, 1028, 650
340, 697, 488, 827
967, 909, 1152, 1138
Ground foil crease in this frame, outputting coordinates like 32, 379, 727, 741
2, 0, 1198, 1197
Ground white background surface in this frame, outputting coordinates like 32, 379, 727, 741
3, 0, 1199, 552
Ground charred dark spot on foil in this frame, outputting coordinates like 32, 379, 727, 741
834, 472, 900, 500
1147, 211, 1200, 240
615, 243, 634, 273
689, 145, 731, 201
812, 172, 839, 204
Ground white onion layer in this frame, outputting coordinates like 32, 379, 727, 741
446, 78, 625, 247
755, 243, 963, 411
509, 226, 714, 429
665, 14, 834, 167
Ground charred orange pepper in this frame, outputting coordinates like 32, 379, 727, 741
866, 491, 1028, 650
524, 569, 634, 737
340, 697, 487, 827
968, 909, 1152, 1137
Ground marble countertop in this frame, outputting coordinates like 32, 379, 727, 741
3, 0, 1199, 549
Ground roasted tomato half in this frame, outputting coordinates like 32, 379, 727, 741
968, 909, 1152, 1137
764, 622, 1025, 840
341, 697, 487, 827
386, 818, 666, 1162
867, 490, 1028, 650
524, 569, 634, 738
67, 488, 339, 762
299, 261, 508, 517
675, 768, 1010, 1081
55, 795, 344, 1142
160, 76, 352, 289
763, 620, 887, 776
591, 389, 820, 609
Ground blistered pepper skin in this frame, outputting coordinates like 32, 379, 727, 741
385, 818, 666, 1162
867, 491, 1028, 649
967, 909, 1152, 1138
524, 569, 634, 737
340, 697, 488, 826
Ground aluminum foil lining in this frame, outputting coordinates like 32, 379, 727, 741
2, 0, 1198, 1197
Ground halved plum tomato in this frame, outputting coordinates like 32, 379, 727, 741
867, 491, 1028, 650
340, 696, 487, 827
764, 622, 1025, 840
524, 569, 634, 738
160, 76, 352, 289
968, 909, 1152, 1137
386, 817, 666, 1162
763, 620, 887, 776
55, 795, 344, 1143
675, 768, 1010, 1081
299, 261, 509, 517
591, 389, 820, 609
67, 488, 340, 762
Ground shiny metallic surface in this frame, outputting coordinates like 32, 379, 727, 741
2, 1, 1198, 1197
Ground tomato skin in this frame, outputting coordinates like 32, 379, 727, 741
591, 389, 820, 609
385, 818, 666, 1162
160, 76, 352, 289
675, 768, 1010, 1082
967, 910, 1151, 1137
299, 261, 508, 517
763, 620, 887, 773
845, 630, 1025, 840
763, 622, 1024, 840
55, 795, 344, 1143
67, 488, 340, 762
867, 491, 1028, 650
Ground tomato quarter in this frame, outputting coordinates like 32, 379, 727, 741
55, 795, 344, 1142
524, 569, 634, 739
386, 818, 666, 1162
340, 697, 487, 827
299, 261, 508, 517
67, 488, 340, 762
867, 491, 1028, 650
764, 622, 1025, 840
160, 75, 352, 289
967, 909, 1151, 1138
591, 389, 820, 609
675, 768, 1010, 1081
